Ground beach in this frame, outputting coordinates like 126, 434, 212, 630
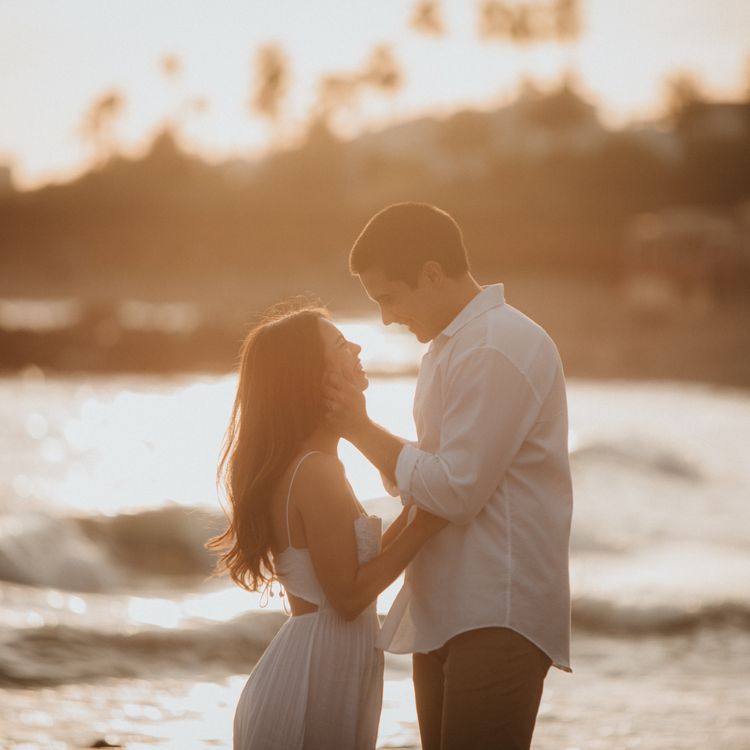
1, 362, 749, 749
3, 2, 750, 746
3, 630, 749, 749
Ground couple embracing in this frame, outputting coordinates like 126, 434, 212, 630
209, 202, 573, 750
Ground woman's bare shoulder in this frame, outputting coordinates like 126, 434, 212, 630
291, 452, 351, 510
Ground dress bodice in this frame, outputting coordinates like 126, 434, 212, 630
274, 546, 325, 606
275, 515, 382, 607
273, 452, 382, 608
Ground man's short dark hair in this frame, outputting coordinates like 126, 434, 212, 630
349, 203, 470, 286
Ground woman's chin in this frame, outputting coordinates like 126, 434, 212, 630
359, 374, 369, 391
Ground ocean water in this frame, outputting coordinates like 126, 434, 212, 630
1, 328, 749, 748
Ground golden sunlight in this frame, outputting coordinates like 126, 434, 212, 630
1, 0, 748, 187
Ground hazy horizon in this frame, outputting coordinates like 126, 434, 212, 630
1, 0, 748, 189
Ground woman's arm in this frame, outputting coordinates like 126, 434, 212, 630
345, 506, 445, 618
381, 507, 410, 550
296, 454, 446, 621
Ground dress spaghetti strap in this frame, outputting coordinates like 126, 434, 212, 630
284, 451, 322, 548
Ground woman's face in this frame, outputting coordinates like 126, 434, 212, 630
318, 318, 368, 391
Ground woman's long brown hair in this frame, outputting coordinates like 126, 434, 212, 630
206, 306, 329, 591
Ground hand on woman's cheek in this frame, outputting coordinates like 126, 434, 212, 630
324, 371, 369, 437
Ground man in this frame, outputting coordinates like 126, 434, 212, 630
327, 202, 572, 750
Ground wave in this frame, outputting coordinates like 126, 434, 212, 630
572, 597, 750, 635
0, 430, 717, 595
0, 506, 225, 592
0, 610, 286, 687
570, 440, 702, 481
0, 498, 394, 593
2, 597, 750, 687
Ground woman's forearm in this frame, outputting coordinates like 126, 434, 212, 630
381, 508, 409, 550
339, 520, 432, 620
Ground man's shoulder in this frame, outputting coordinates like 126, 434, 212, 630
495, 301, 551, 337
454, 302, 556, 356
441, 303, 562, 397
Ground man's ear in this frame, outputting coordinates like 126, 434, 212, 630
420, 261, 445, 288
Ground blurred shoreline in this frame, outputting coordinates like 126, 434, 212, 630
2, 88, 749, 389
1, 273, 748, 387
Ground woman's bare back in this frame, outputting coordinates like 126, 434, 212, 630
267, 451, 360, 615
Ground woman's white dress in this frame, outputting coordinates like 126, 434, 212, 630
233, 452, 384, 750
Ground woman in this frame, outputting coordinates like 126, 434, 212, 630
207, 305, 445, 750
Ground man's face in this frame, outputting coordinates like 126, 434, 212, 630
358, 267, 441, 343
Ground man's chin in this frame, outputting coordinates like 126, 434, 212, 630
405, 324, 420, 339
403, 322, 431, 343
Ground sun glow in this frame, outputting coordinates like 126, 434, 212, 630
1, 0, 748, 189
8, 319, 422, 518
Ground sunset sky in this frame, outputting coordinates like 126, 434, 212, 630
1, 0, 748, 189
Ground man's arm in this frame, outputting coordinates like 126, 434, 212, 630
327, 347, 546, 525
348, 419, 404, 487
324, 372, 405, 486
393, 347, 543, 524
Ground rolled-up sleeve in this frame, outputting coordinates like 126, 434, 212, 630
396, 346, 542, 524
382, 439, 415, 498
395, 443, 420, 503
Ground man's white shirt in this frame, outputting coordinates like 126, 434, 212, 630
376, 283, 572, 671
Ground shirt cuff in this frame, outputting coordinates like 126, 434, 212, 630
395, 443, 420, 505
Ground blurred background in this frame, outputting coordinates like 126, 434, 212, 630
1, 1, 749, 749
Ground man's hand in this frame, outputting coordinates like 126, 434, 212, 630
324, 372, 406, 486
324, 371, 370, 438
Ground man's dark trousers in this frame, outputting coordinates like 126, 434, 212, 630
412, 626, 552, 750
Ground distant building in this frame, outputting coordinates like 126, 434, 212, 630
219, 157, 261, 187
347, 82, 608, 184
624, 123, 681, 162
487, 82, 607, 157
677, 102, 750, 142
622, 205, 750, 313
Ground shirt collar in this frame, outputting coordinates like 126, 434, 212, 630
433, 283, 505, 344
